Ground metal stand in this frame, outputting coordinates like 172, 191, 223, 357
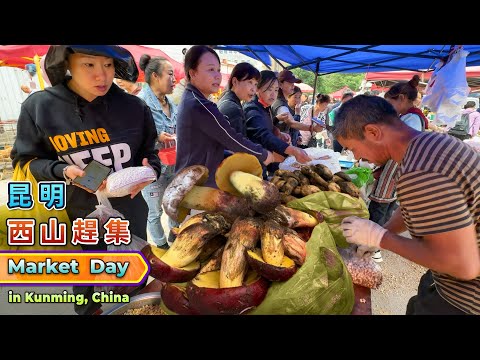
0, 121, 16, 180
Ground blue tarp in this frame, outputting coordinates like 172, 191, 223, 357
214, 45, 480, 75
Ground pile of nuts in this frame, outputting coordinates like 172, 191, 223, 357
123, 304, 166, 315
338, 247, 383, 289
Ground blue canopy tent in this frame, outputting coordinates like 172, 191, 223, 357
213, 45, 480, 96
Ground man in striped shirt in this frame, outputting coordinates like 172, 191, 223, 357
335, 95, 480, 315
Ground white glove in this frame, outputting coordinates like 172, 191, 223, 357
340, 216, 387, 249
356, 245, 377, 259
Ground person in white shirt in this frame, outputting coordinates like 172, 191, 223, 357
20, 63, 44, 95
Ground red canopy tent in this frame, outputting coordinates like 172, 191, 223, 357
0, 45, 186, 83
221, 72, 230, 89
119, 45, 185, 83
365, 67, 480, 90
329, 86, 354, 100
370, 83, 390, 92
296, 82, 314, 93
0, 45, 50, 68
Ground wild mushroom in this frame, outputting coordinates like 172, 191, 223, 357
215, 153, 281, 214
162, 165, 253, 223
215, 152, 263, 196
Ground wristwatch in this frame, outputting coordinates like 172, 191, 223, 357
62, 165, 73, 185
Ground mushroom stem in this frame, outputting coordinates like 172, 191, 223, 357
229, 171, 281, 214
161, 213, 230, 268
180, 186, 252, 217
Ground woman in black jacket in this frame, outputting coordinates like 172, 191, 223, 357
217, 62, 260, 137
243, 70, 311, 177
175, 46, 283, 187
11, 45, 162, 314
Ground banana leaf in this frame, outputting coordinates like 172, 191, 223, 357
287, 191, 369, 248
250, 220, 354, 315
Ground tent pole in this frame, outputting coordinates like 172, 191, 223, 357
33, 54, 45, 90
245, 46, 271, 70
286, 45, 316, 73
312, 61, 320, 106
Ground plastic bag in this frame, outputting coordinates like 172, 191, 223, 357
286, 191, 369, 248
0, 161, 81, 251
338, 246, 382, 289
279, 148, 341, 174
104, 166, 156, 198
345, 167, 374, 188
463, 137, 480, 152
422, 47, 471, 127
250, 221, 354, 315
85, 191, 125, 237
93, 233, 149, 295
88, 191, 149, 294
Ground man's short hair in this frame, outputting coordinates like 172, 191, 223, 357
333, 95, 398, 140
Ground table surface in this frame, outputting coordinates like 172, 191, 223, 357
139, 279, 372, 315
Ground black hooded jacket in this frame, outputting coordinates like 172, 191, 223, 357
11, 81, 161, 239
175, 84, 268, 187
217, 89, 247, 136
243, 95, 289, 156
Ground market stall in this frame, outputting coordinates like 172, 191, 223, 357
98, 152, 379, 315
130, 280, 372, 315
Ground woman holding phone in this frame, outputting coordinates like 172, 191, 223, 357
11, 45, 161, 314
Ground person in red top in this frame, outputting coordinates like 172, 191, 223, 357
384, 75, 428, 132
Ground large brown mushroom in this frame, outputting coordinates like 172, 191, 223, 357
162, 165, 253, 222
161, 283, 201, 315
215, 153, 263, 197
215, 153, 281, 214
186, 270, 269, 315
219, 217, 262, 288
143, 245, 200, 283
265, 205, 319, 228
160, 213, 230, 269
246, 248, 297, 282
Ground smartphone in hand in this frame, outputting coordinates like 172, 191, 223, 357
72, 160, 112, 193
311, 117, 326, 127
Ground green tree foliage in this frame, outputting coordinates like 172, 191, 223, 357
291, 68, 365, 95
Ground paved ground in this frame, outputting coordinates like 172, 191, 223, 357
371, 249, 426, 315
0, 176, 423, 315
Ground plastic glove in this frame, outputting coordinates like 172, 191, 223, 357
340, 216, 387, 249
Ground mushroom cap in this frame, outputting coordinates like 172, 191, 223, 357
162, 165, 209, 222
215, 153, 263, 197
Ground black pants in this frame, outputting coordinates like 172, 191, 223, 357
369, 200, 398, 226
406, 270, 467, 315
